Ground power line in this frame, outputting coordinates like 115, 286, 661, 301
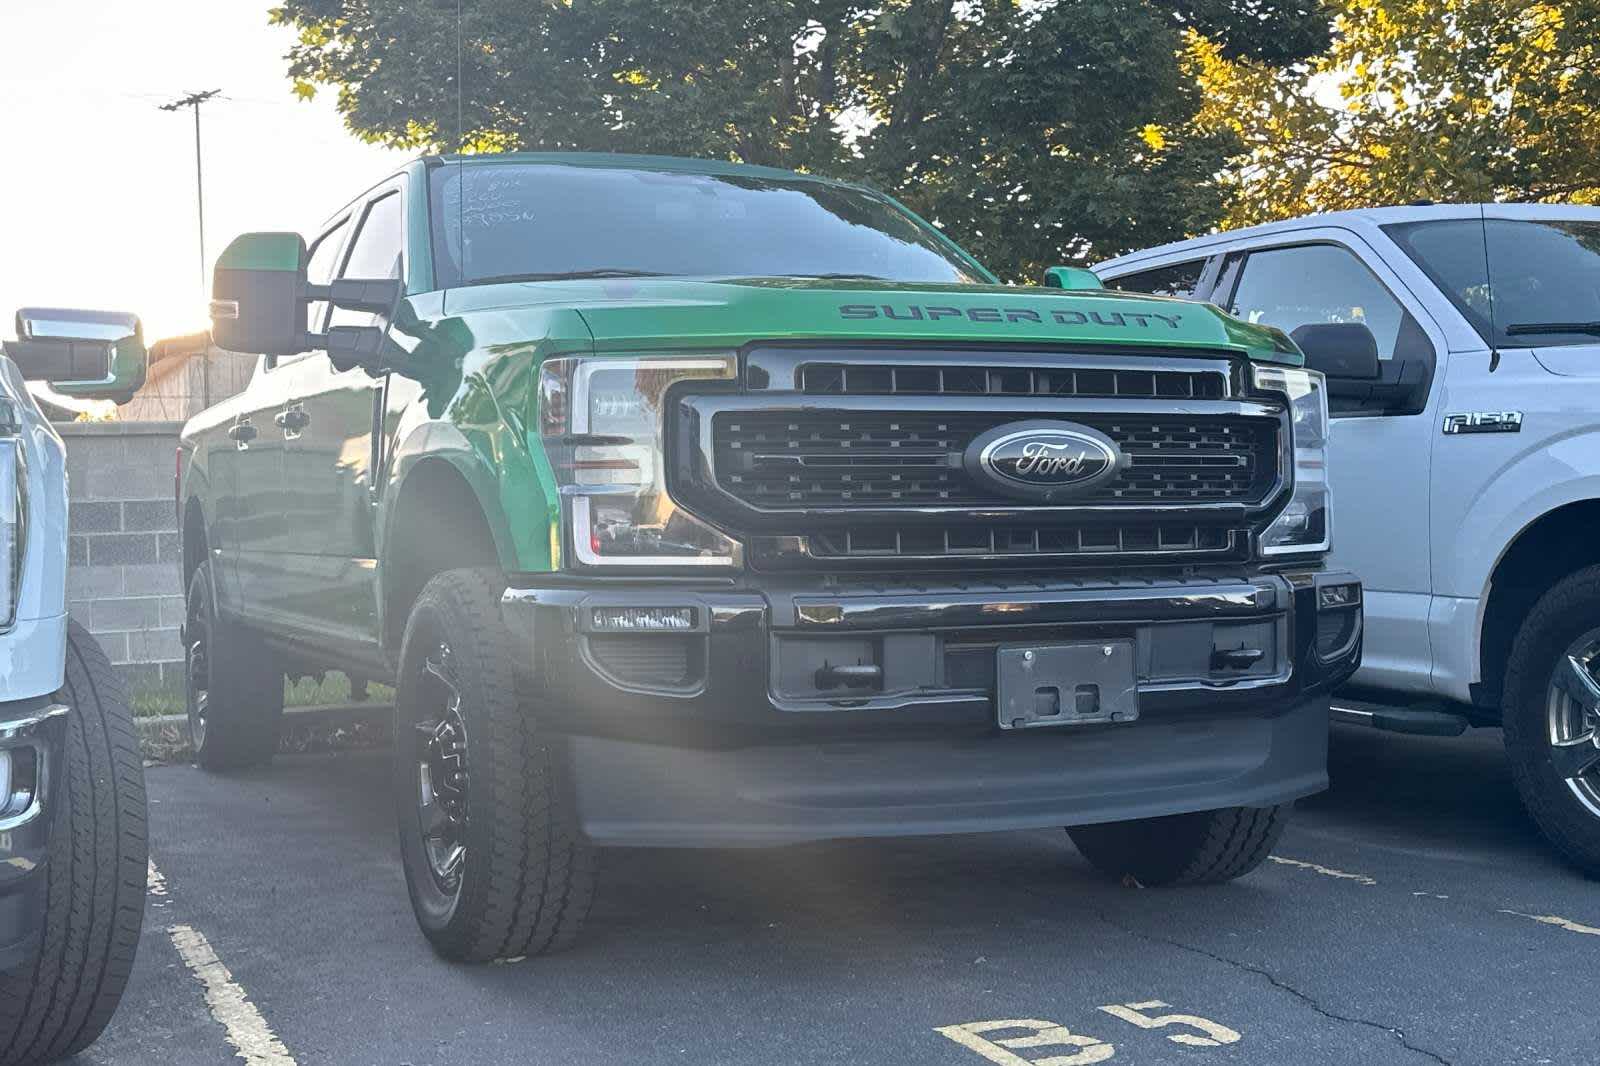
159, 89, 221, 408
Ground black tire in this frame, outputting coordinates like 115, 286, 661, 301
393, 568, 596, 962
1503, 566, 1600, 877
1067, 805, 1288, 886
185, 561, 284, 770
0, 622, 147, 1065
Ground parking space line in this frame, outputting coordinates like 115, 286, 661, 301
1267, 855, 1377, 886
169, 924, 298, 1065
1499, 910, 1600, 937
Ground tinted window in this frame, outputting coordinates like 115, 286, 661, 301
330, 192, 404, 329
1386, 217, 1600, 348
1229, 244, 1406, 359
1106, 259, 1205, 297
429, 164, 981, 286
340, 192, 405, 281
303, 216, 351, 332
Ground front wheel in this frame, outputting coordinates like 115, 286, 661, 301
393, 568, 596, 962
1067, 805, 1288, 886
1503, 567, 1600, 877
0, 623, 147, 1065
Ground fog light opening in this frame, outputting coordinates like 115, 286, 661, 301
0, 745, 39, 821
1318, 582, 1361, 610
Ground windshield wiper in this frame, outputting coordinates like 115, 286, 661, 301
1505, 320, 1600, 337
468, 269, 671, 284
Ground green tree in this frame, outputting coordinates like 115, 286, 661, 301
1193, 0, 1600, 226
269, 0, 1329, 278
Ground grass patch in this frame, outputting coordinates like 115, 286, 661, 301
131, 670, 395, 718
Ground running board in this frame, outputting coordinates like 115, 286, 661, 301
1331, 700, 1470, 737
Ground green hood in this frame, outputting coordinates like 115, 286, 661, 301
442, 276, 1302, 363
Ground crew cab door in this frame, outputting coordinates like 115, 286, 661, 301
1212, 233, 1445, 693
271, 186, 403, 655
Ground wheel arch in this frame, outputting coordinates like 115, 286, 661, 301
378, 450, 507, 655
1479, 498, 1600, 707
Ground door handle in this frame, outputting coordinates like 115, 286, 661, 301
227, 420, 258, 448
275, 407, 311, 433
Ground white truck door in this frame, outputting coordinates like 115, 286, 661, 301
1218, 234, 1446, 693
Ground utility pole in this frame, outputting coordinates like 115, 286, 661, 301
160, 89, 221, 409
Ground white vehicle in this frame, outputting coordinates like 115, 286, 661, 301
1096, 204, 1600, 875
0, 309, 147, 1066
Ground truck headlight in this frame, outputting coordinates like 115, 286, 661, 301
1254, 365, 1330, 556
1, 436, 22, 629
538, 356, 740, 569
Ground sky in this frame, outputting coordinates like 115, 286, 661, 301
0, 0, 410, 342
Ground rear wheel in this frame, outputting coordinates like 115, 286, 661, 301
393, 568, 596, 962
0, 622, 147, 1065
185, 561, 284, 770
1503, 567, 1600, 877
1067, 805, 1288, 886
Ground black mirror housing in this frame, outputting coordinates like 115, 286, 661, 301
210, 232, 311, 355
1291, 322, 1380, 380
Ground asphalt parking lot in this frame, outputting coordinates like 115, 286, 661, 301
87, 725, 1597, 1066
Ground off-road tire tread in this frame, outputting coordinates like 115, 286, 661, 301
1502, 565, 1600, 877
1068, 804, 1288, 886
0, 622, 147, 1066
400, 568, 595, 961
188, 562, 283, 770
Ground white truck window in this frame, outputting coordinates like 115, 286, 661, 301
1105, 259, 1206, 297
1229, 244, 1405, 359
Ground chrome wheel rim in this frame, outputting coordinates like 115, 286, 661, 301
414, 642, 469, 895
1545, 627, 1600, 818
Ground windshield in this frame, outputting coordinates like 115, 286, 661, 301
1385, 217, 1600, 348
429, 163, 983, 287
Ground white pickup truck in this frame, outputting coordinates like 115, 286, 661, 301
1097, 205, 1600, 877
0, 308, 147, 1066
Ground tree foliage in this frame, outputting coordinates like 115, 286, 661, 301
269, 0, 1329, 278
1193, 0, 1600, 226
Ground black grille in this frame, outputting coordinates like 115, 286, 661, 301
808, 523, 1235, 558
799, 362, 1227, 400
712, 412, 1277, 509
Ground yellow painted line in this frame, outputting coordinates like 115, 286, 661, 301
147, 859, 168, 898
1500, 910, 1600, 937
1267, 855, 1377, 886
169, 924, 298, 1066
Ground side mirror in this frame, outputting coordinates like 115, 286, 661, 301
1290, 323, 1380, 380
210, 231, 404, 365
1042, 266, 1104, 291
210, 232, 310, 355
3, 308, 148, 404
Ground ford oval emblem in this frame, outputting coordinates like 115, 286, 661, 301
964, 420, 1123, 502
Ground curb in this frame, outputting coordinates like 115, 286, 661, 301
135, 702, 393, 741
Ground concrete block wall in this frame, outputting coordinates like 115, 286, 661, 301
59, 421, 186, 694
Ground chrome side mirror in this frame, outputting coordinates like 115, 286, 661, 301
5, 308, 148, 403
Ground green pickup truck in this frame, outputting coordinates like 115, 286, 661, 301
182, 153, 1362, 962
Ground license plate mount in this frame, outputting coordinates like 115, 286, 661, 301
996, 642, 1138, 730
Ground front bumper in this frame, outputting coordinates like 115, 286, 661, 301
0, 696, 68, 972
503, 568, 1360, 846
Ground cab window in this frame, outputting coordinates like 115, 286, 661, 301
330, 192, 405, 329
1227, 244, 1407, 357
1226, 241, 1435, 416
1105, 259, 1206, 298
265, 218, 350, 371
304, 216, 352, 333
